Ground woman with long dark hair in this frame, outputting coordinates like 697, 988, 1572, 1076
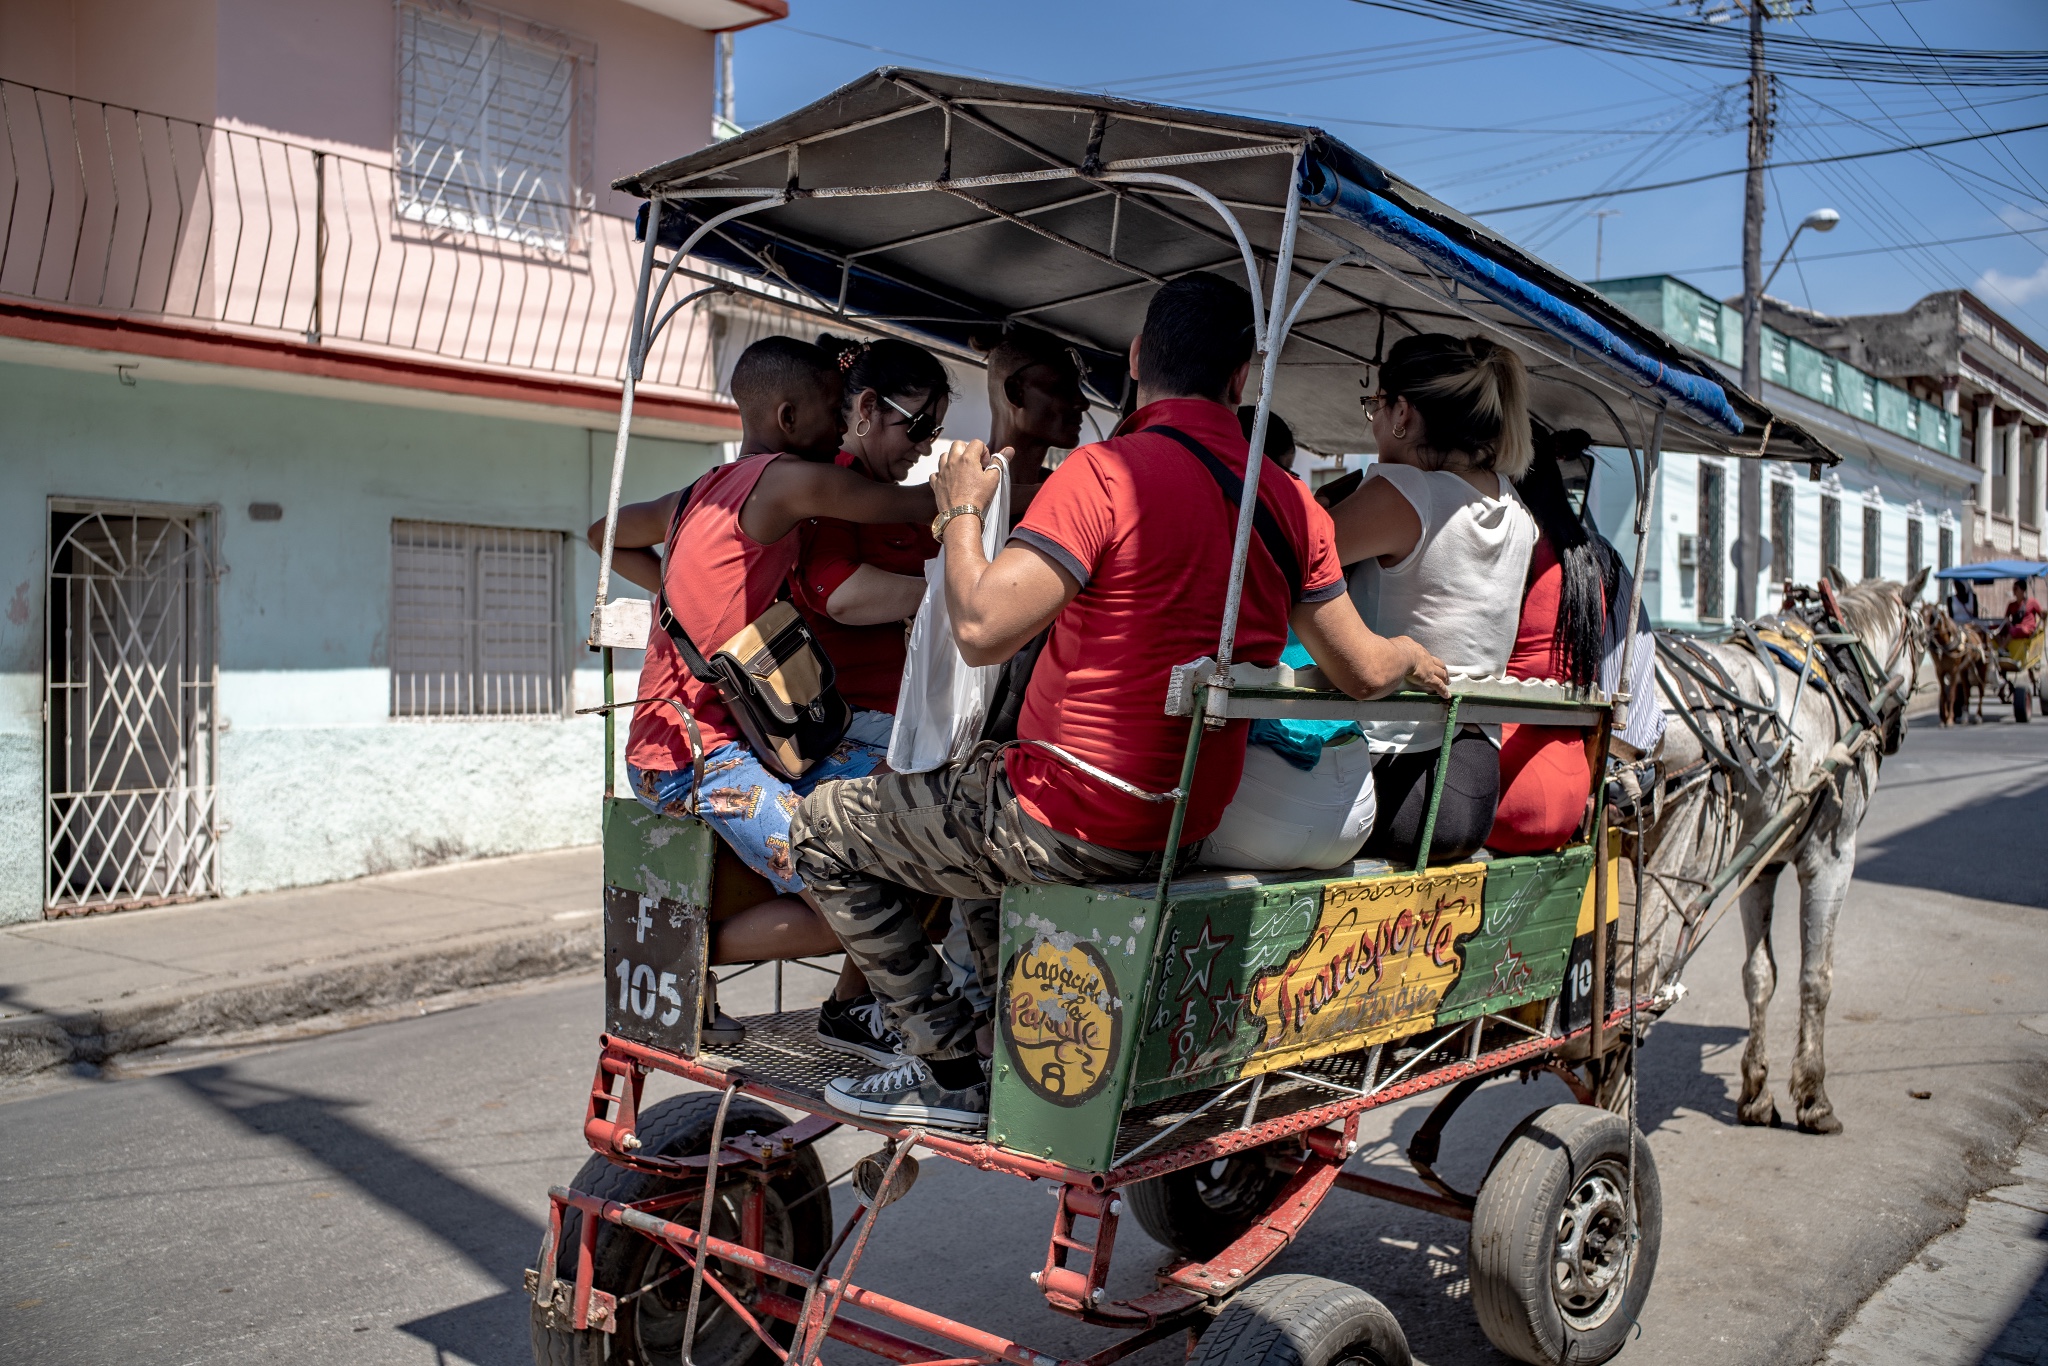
1486, 428, 1608, 854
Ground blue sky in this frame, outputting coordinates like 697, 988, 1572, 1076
727, 0, 2048, 343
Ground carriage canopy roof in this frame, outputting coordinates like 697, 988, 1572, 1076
619, 67, 1838, 466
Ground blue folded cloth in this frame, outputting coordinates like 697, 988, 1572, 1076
1246, 637, 1363, 771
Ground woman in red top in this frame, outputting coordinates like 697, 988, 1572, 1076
790, 336, 950, 734
1488, 431, 1610, 854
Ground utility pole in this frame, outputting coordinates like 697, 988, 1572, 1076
1735, 0, 1769, 619
1590, 208, 1621, 279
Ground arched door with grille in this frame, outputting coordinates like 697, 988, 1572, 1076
45, 504, 220, 914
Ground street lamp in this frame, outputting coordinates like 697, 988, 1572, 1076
1761, 207, 1841, 296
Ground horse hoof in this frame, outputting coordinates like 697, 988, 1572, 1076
1738, 1098, 1780, 1127
1798, 1111, 1844, 1135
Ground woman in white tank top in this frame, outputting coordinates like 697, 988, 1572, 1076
1326, 334, 1538, 866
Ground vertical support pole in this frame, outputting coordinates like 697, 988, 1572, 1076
592, 201, 661, 641
1613, 408, 1666, 733
1215, 149, 1305, 673
1412, 696, 1462, 875
1152, 702, 1209, 905
775, 960, 784, 1013
1588, 706, 1614, 1062
602, 646, 616, 800
306, 150, 325, 344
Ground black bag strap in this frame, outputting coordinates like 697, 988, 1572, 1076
1143, 424, 1303, 602
655, 479, 721, 684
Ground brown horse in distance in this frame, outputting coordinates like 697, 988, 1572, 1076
1922, 605, 1992, 725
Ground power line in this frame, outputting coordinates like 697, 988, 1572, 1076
1474, 119, 2048, 213
1633, 225, 2048, 276
1346, 0, 2048, 86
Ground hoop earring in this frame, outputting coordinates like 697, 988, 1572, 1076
854, 417, 871, 438
1392, 425, 1407, 440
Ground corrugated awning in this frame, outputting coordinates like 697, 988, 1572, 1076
619, 67, 1839, 466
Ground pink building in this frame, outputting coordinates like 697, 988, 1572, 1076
0, 0, 784, 921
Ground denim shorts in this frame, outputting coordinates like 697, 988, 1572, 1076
629, 715, 889, 894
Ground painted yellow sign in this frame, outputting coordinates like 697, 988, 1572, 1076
1002, 936, 1122, 1107
1247, 864, 1487, 1073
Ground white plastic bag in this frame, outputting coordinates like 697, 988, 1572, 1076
888, 452, 1011, 774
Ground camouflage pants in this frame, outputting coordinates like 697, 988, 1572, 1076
791, 742, 1155, 1061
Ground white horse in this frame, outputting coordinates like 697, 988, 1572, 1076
1627, 568, 1926, 1134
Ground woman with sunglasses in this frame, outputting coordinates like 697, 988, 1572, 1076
781, 334, 953, 1061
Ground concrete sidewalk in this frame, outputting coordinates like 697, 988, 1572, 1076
0, 846, 601, 1078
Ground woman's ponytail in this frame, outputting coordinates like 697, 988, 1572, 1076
1378, 333, 1531, 477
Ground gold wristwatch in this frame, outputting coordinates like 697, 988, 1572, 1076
931, 503, 984, 539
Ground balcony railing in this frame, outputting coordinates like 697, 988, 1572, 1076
0, 79, 719, 397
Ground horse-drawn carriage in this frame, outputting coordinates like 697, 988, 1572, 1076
532, 71, 1850, 1366
1930, 561, 2047, 724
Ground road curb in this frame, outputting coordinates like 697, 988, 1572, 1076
0, 918, 600, 1079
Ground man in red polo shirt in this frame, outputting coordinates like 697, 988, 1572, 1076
791, 274, 1447, 1129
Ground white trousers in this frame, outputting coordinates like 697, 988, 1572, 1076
1202, 736, 1378, 872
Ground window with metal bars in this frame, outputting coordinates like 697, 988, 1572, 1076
1907, 519, 1924, 579
1939, 524, 1953, 572
1697, 460, 1725, 622
396, 2, 593, 250
1861, 505, 1881, 580
1821, 494, 1841, 576
390, 520, 566, 718
1770, 480, 1794, 584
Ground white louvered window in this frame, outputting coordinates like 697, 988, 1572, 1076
390, 521, 566, 718
397, 3, 591, 250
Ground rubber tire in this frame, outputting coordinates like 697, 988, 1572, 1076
1191, 1274, 1410, 1366
1124, 1142, 1297, 1260
1470, 1105, 1661, 1366
2016, 687, 2032, 723
531, 1093, 832, 1366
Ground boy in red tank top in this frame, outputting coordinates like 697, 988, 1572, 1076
597, 336, 937, 1059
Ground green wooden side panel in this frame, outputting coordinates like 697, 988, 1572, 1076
989, 882, 1163, 1173
1128, 880, 1329, 1104
1435, 846, 1593, 1024
603, 797, 715, 904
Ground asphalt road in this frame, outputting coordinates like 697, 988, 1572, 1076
2, 715, 2045, 1366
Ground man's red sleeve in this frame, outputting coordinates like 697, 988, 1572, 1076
1292, 480, 1347, 602
1009, 445, 1117, 588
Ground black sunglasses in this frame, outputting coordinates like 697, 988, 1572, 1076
882, 393, 945, 443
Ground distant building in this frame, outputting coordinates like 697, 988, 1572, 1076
1757, 290, 2047, 564
1590, 274, 1981, 630
0, 0, 785, 923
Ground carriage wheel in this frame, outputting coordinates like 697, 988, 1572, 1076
1124, 1139, 1298, 1259
1470, 1105, 1661, 1366
532, 1093, 832, 1366
1191, 1274, 1410, 1366
2016, 686, 2032, 724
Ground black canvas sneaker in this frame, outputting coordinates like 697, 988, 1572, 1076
822, 1056, 989, 1131
815, 994, 904, 1066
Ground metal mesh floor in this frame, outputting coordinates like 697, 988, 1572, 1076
698, 1009, 1477, 1172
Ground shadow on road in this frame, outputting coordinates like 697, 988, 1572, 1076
168, 1065, 542, 1365
1636, 1021, 1748, 1134
1976, 1221, 2048, 1365
1854, 771, 2048, 909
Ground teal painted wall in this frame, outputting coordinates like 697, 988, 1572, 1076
0, 358, 717, 922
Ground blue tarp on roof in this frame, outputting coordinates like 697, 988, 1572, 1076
1935, 560, 2048, 581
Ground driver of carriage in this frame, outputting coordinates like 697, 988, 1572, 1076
594, 335, 935, 1055
789, 273, 1449, 1131
1322, 334, 1540, 867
